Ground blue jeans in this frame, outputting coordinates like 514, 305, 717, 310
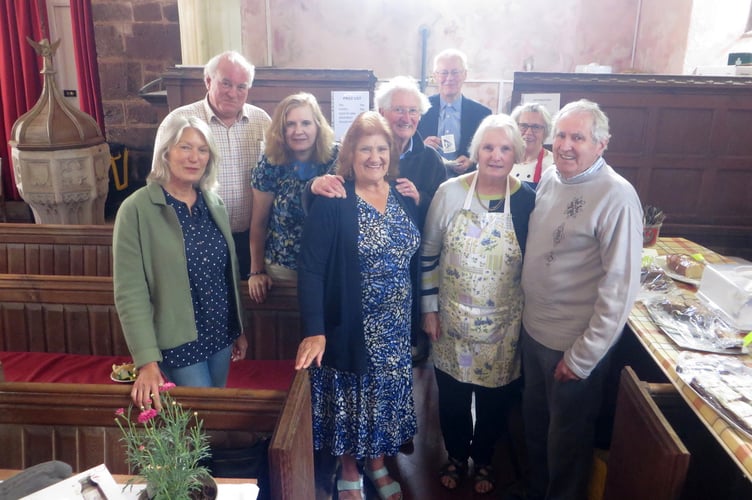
521, 328, 611, 500
159, 344, 233, 388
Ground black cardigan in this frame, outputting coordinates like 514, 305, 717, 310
297, 180, 420, 375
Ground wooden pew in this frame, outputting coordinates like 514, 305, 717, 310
0, 273, 301, 361
0, 223, 113, 276
0, 370, 313, 500
0, 271, 311, 500
0, 223, 302, 358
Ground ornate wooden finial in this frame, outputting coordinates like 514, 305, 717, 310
26, 37, 61, 73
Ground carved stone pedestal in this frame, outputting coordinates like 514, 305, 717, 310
11, 144, 110, 224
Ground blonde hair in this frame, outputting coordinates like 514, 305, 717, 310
264, 93, 335, 165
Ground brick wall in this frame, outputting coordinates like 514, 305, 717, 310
91, 0, 180, 191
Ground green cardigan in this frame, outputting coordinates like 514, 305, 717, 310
113, 182, 244, 368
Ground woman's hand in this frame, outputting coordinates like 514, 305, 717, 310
395, 177, 420, 205
231, 334, 248, 361
248, 273, 273, 303
422, 312, 441, 341
131, 362, 165, 411
295, 335, 326, 370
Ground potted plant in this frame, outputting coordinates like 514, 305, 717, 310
115, 383, 216, 499
643, 205, 666, 247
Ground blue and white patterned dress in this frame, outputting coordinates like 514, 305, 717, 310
310, 192, 420, 459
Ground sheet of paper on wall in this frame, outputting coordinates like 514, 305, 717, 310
332, 91, 370, 141
520, 93, 560, 144
20, 464, 121, 499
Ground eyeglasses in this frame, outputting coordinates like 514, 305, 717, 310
390, 107, 420, 117
518, 123, 545, 133
435, 69, 465, 79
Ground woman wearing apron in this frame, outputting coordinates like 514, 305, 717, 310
421, 114, 536, 495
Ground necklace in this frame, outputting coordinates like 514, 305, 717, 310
474, 188, 504, 212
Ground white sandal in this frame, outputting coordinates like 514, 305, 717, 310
336, 476, 363, 499
365, 466, 402, 500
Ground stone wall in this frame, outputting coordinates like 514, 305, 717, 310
91, 0, 180, 191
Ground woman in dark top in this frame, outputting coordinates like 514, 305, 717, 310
295, 111, 420, 500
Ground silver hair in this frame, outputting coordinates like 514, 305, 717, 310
554, 99, 611, 147
374, 76, 431, 115
203, 51, 255, 86
468, 114, 525, 164
148, 115, 220, 192
433, 48, 468, 72
511, 102, 553, 139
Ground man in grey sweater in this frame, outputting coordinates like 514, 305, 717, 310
519, 99, 643, 500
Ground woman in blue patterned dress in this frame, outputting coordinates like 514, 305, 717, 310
295, 111, 421, 500
248, 93, 338, 303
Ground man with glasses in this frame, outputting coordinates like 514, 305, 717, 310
153, 51, 271, 278
418, 49, 492, 177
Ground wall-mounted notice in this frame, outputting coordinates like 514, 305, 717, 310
331, 91, 370, 140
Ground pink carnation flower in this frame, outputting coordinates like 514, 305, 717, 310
159, 382, 176, 392
137, 408, 158, 423
115, 408, 125, 416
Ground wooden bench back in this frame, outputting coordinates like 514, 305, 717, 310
0, 369, 312, 500
0, 223, 113, 276
603, 367, 690, 500
0, 273, 302, 360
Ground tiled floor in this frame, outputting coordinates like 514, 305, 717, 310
314, 358, 529, 499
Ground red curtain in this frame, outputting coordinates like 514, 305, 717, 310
0, 0, 48, 200
70, 0, 105, 134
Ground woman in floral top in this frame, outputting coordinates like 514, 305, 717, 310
249, 93, 338, 303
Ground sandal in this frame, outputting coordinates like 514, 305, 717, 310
336, 476, 363, 499
364, 466, 402, 500
473, 464, 496, 495
438, 456, 467, 491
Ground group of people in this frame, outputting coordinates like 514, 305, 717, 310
112, 47, 643, 500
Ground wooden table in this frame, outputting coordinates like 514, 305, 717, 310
628, 237, 752, 481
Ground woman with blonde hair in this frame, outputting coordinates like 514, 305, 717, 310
249, 92, 338, 303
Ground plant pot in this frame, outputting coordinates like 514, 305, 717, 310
139, 475, 217, 500
643, 224, 662, 247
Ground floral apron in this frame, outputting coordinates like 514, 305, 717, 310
434, 174, 523, 388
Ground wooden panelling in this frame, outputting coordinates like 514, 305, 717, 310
161, 66, 377, 120
512, 73, 752, 260
0, 381, 287, 473
0, 223, 113, 276
0, 274, 301, 361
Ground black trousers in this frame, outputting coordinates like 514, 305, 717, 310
434, 367, 520, 466
232, 230, 250, 280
